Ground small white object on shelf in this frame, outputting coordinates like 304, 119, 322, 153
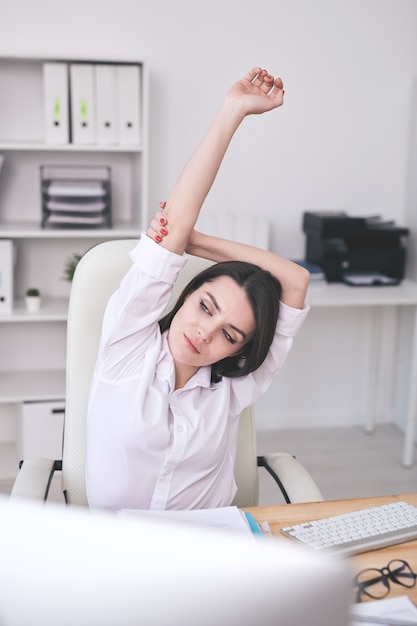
25, 288, 41, 313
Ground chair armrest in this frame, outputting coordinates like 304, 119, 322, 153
9, 458, 61, 502
258, 453, 324, 504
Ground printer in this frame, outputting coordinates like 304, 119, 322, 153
303, 211, 410, 284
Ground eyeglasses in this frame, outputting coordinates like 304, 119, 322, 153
353, 559, 417, 603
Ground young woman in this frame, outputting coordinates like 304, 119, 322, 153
86, 67, 310, 511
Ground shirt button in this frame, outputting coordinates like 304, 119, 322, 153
177, 426, 184, 433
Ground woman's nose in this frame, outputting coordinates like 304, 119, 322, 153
197, 325, 211, 343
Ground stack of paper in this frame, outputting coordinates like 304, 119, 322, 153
350, 595, 417, 625
41, 167, 111, 229
343, 272, 400, 286
119, 506, 258, 538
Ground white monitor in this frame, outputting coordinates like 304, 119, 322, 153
0, 497, 352, 626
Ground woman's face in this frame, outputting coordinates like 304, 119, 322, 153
168, 275, 256, 383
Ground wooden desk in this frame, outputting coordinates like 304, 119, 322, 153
247, 493, 417, 605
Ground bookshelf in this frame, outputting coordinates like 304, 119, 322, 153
0, 54, 148, 488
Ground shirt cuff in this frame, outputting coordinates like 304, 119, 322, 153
130, 234, 187, 285
277, 301, 311, 337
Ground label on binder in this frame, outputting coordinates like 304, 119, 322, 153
43, 62, 70, 144
70, 64, 96, 144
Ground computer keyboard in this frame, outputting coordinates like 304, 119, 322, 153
280, 501, 417, 557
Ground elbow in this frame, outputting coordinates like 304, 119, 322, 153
300, 266, 311, 292
282, 266, 310, 309
296, 266, 310, 303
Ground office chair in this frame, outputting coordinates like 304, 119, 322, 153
10, 239, 323, 507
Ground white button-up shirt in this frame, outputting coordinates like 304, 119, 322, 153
86, 235, 310, 511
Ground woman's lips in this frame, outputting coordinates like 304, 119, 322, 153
184, 334, 200, 354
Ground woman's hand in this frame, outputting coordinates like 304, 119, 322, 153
226, 67, 284, 116
146, 204, 201, 252
146, 204, 168, 243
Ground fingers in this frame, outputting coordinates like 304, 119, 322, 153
257, 73, 283, 95
275, 76, 284, 90
259, 74, 275, 94
248, 67, 273, 86
272, 76, 284, 92
269, 76, 285, 102
246, 67, 284, 97
245, 67, 263, 83
146, 207, 168, 243
156, 209, 167, 226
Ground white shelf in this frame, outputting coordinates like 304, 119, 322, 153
0, 370, 65, 403
0, 298, 69, 322
307, 278, 417, 307
0, 222, 141, 239
0, 142, 143, 152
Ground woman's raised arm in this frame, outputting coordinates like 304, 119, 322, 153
152, 68, 284, 256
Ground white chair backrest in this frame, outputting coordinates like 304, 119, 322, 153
63, 238, 258, 507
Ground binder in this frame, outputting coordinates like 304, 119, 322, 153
70, 64, 96, 144
42, 62, 70, 144
95, 64, 117, 145
116, 64, 142, 145
0, 240, 13, 314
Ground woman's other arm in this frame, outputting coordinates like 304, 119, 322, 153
185, 231, 309, 309
149, 217, 309, 309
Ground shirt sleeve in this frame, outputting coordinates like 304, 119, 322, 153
95, 235, 187, 377
228, 301, 310, 415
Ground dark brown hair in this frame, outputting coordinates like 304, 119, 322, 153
159, 260, 281, 383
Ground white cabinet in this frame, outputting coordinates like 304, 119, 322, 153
0, 55, 148, 490
17, 400, 65, 460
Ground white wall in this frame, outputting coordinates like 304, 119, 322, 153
1, 0, 417, 431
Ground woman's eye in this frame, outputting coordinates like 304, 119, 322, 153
200, 299, 210, 314
222, 329, 236, 345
